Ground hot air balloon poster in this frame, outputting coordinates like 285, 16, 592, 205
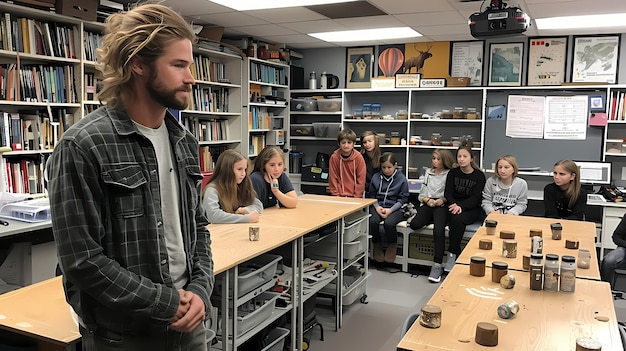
377, 45, 405, 77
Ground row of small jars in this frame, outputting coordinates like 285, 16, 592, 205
411, 107, 480, 119
353, 103, 382, 119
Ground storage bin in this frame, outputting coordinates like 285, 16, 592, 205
261, 327, 290, 351
317, 98, 342, 112
216, 254, 282, 298
235, 291, 280, 336
306, 235, 366, 261
342, 277, 366, 305
408, 234, 469, 261
290, 125, 314, 136
343, 216, 367, 242
290, 98, 318, 111
312, 123, 341, 138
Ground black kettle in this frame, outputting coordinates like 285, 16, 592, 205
316, 152, 330, 169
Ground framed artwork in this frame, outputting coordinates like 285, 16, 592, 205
488, 42, 524, 86
377, 44, 405, 77
346, 46, 374, 88
572, 35, 620, 84
404, 41, 450, 78
450, 40, 484, 86
527, 37, 567, 86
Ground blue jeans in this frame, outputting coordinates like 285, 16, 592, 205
601, 247, 626, 289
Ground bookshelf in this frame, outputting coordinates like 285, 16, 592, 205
245, 57, 288, 157
0, 1, 85, 194
180, 44, 243, 173
0, 2, 246, 193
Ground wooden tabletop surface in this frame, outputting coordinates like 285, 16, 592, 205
397, 265, 622, 351
0, 194, 374, 345
0, 276, 80, 347
457, 213, 600, 280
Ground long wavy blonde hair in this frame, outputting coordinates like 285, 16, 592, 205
96, 3, 196, 108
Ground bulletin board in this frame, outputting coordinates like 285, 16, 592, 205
483, 90, 604, 172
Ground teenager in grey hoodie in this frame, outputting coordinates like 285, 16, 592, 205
482, 155, 528, 215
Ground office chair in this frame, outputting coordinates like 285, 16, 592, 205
400, 312, 420, 339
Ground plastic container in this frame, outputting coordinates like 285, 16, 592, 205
466, 107, 479, 119
235, 291, 280, 336
312, 123, 341, 138
362, 104, 372, 118
491, 261, 508, 283
215, 254, 282, 298
529, 253, 543, 290
560, 255, 576, 293
290, 98, 318, 111
317, 98, 342, 112
343, 216, 367, 242
543, 254, 559, 292
453, 107, 465, 119
371, 103, 382, 119
0, 198, 50, 223
441, 109, 453, 119
261, 327, 290, 351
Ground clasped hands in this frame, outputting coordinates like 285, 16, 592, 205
376, 206, 391, 219
169, 289, 205, 333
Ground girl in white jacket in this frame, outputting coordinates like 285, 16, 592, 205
482, 155, 528, 215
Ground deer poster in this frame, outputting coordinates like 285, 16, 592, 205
403, 41, 450, 78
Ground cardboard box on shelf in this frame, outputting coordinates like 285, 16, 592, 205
55, 0, 99, 21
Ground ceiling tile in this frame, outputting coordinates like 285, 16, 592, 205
395, 11, 467, 26
244, 7, 327, 23
187, 12, 267, 27
369, 0, 456, 15
280, 20, 351, 33
416, 24, 471, 36
159, 0, 231, 16
229, 24, 298, 37
334, 15, 406, 29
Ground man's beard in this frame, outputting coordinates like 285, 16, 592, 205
146, 72, 191, 110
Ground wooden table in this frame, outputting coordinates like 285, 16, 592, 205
397, 265, 622, 351
0, 276, 79, 351
457, 213, 600, 280
0, 194, 374, 351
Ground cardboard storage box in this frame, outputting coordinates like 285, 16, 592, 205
56, 0, 99, 21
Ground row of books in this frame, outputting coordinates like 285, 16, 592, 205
84, 73, 103, 101
249, 135, 266, 156
199, 145, 228, 173
0, 13, 77, 59
191, 55, 228, 83
248, 106, 273, 130
249, 62, 287, 86
609, 90, 626, 121
181, 116, 230, 142
8, 64, 78, 103
2, 157, 46, 194
83, 31, 102, 62
0, 109, 72, 151
189, 86, 230, 113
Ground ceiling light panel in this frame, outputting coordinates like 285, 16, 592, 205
209, 0, 358, 11
309, 27, 421, 42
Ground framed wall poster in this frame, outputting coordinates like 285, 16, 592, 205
527, 37, 567, 86
450, 40, 484, 86
346, 46, 374, 88
488, 42, 523, 86
572, 35, 620, 84
404, 41, 450, 78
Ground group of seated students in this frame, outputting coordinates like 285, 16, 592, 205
326, 128, 588, 284
199, 129, 624, 288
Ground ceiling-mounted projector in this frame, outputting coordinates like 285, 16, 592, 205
469, 0, 530, 38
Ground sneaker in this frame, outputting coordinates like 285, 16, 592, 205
428, 265, 443, 283
444, 252, 457, 272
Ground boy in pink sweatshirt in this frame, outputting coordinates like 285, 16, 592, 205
329, 129, 366, 197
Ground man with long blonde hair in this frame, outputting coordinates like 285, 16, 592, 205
47, 3, 212, 349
